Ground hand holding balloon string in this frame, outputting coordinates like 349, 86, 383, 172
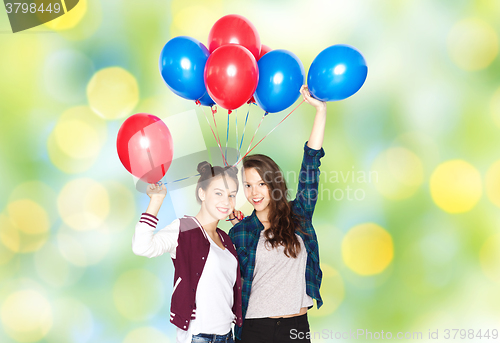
227, 210, 245, 224
300, 85, 326, 112
145, 182, 167, 217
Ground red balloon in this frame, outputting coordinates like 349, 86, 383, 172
117, 113, 174, 183
208, 14, 261, 60
204, 45, 259, 110
258, 44, 272, 60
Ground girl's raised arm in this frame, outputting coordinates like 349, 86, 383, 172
300, 85, 327, 150
145, 183, 167, 217
132, 183, 179, 258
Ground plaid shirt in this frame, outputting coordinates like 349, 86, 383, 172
229, 142, 325, 340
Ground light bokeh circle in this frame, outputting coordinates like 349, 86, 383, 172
54, 120, 101, 159
44, 0, 88, 31
47, 133, 96, 174
102, 181, 136, 232
0, 209, 49, 254
56, 224, 110, 267
170, 4, 222, 41
87, 67, 139, 120
490, 87, 500, 128
447, 18, 499, 71
485, 160, 500, 208
0, 237, 15, 265
123, 327, 170, 343
45, 297, 94, 343
479, 234, 500, 285
430, 160, 482, 213
48, 106, 107, 174
372, 147, 424, 200
34, 242, 84, 288
1, 290, 52, 343
57, 178, 110, 231
308, 263, 344, 317
8, 199, 50, 235
113, 269, 165, 321
342, 223, 394, 275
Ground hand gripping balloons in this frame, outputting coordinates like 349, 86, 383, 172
204, 45, 259, 110
117, 113, 174, 183
307, 44, 368, 101
254, 49, 305, 113
208, 14, 261, 60
159, 36, 210, 101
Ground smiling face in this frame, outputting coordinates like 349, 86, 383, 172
198, 175, 238, 221
243, 167, 271, 214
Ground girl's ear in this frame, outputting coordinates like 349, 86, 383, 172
198, 187, 206, 202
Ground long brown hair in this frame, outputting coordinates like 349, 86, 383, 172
242, 154, 306, 258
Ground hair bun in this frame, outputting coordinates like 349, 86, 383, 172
225, 165, 238, 174
197, 161, 212, 175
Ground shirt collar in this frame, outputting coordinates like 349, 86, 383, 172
249, 209, 264, 233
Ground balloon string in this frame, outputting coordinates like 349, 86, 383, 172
235, 107, 239, 162
225, 110, 230, 165
235, 99, 305, 166
211, 107, 228, 166
245, 113, 266, 155
238, 104, 251, 162
201, 105, 227, 166
156, 173, 201, 186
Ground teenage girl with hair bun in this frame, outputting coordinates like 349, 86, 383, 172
132, 162, 242, 343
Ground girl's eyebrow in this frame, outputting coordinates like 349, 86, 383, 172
214, 187, 237, 194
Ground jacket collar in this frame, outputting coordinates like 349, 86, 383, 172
184, 215, 225, 242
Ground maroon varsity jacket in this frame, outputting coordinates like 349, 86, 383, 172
169, 216, 243, 330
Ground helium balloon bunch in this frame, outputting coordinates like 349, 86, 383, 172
159, 14, 306, 114
159, 14, 368, 114
114, 15, 369, 185
151, 14, 368, 171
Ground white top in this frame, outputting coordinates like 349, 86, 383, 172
132, 216, 237, 343
245, 231, 314, 318
177, 230, 237, 342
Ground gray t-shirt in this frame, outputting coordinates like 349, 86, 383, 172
245, 230, 314, 318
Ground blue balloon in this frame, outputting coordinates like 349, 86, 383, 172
307, 44, 367, 101
159, 36, 210, 101
198, 91, 215, 107
254, 49, 305, 113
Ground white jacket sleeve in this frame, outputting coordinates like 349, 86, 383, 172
132, 213, 180, 259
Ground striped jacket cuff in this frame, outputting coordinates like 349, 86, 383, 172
140, 213, 158, 228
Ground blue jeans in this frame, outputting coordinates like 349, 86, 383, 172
191, 330, 234, 343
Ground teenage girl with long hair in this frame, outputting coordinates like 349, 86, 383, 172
132, 163, 242, 343
229, 85, 327, 343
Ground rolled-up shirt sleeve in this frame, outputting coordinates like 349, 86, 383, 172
293, 141, 325, 218
132, 214, 180, 258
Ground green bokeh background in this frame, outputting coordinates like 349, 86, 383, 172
1, 0, 500, 342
